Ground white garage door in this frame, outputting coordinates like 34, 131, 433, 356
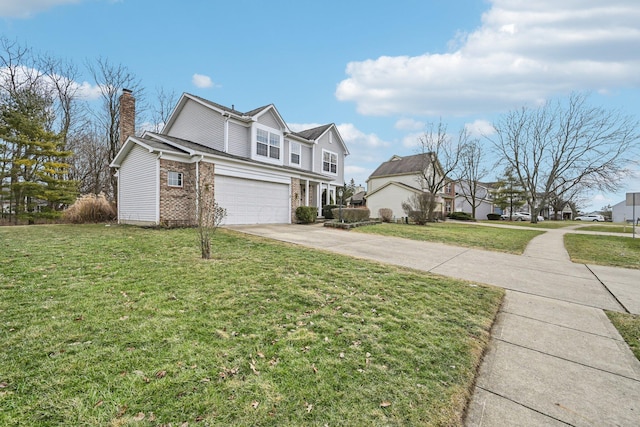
214, 175, 290, 225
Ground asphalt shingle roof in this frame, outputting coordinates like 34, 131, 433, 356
369, 153, 433, 178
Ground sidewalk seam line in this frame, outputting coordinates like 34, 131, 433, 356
500, 310, 625, 342
584, 264, 629, 314
474, 386, 575, 426
494, 338, 640, 382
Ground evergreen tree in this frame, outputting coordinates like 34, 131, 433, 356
0, 87, 77, 223
493, 168, 526, 220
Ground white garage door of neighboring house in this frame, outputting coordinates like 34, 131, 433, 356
214, 175, 290, 225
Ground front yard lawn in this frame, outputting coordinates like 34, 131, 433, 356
355, 222, 544, 254
564, 234, 640, 269
0, 224, 503, 426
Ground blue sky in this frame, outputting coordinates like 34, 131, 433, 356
2, 0, 640, 211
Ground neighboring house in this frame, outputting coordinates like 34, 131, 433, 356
110, 91, 349, 226
612, 198, 640, 223
346, 185, 366, 207
454, 181, 497, 220
365, 153, 454, 220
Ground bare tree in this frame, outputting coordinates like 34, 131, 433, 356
401, 192, 432, 225
87, 58, 144, 197
151, 87, 178, 132
490, 93, 639, 223
415, 121, 465, 221
194, 163, 227, 259
68, 123, 111, 196
457, 137, 489, 219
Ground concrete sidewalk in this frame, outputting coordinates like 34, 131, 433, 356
228, 223, 640, 426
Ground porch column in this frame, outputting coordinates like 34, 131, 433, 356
326, 184, 331, 205
305, 180, 309, 206
316, 183, 321, 214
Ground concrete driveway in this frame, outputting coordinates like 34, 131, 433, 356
228, 223, 640, 426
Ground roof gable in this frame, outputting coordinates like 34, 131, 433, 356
369, 153, 434, 179
292, 124, 350, 155
365, 181, 423, 198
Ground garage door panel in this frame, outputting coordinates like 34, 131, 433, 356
215, 176, 289, 225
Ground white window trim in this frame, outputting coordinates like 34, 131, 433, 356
252, 124, 283, 165
322, 149, 338, 175
168, 171, 183, 187
290, 141, 301, 167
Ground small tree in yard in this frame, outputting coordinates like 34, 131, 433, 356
402, 192, 432, 225
195, 164, 227, 259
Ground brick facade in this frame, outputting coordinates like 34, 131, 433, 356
159, 160, 196, 226
290, 178, 302, 222
119, 89, 135, 144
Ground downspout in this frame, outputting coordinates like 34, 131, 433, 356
156, 152, 163, 225
223, 115, 230, 153
195, 155, 204, 225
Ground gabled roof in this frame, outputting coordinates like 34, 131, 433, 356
290, 123, 350, 155
369, 153, 434, 179
111, 132, 332, 181
293, 124, 332, 141
365, 181, 423, 198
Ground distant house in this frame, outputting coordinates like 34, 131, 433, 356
454, 181, 497, 220
612, 198, 640, 223
346, 185, 366, 207
365, 153, 454, 220
110, 91, 349, 226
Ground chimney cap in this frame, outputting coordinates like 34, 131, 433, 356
122, 88, 132, 94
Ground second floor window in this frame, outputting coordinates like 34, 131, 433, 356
290, 142, 301, 165
323, 150, 337, 174
257, 129, 281, 160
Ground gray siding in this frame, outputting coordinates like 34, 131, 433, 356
167, 99, 224, 151
257, 110, 281, 129
228, 121, 250, 157
301, 144, 313, 170
119, 144, 158, 224
315, 128, 345, 183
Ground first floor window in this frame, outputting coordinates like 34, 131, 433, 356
323, 150, 337, 174
168, 171, 183, 187
290, 142, 301, 165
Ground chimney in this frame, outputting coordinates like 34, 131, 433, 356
119, 88, 135, 145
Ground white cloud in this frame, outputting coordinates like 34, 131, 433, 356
336, 123, 389, 149
0, 0, 82, 18
336, 0, 640, 116
0, 65, 102, 100
395, 118, 425, 131
192, 73, 214, 89
402, 132, 425, 149
465, 119, 495, 137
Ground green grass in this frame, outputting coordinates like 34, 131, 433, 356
355, 222, 544, 254
488, 220, 574, 229
606, 311, 640, 361
564, 234, 640, 269
576, 225, 634, 233
0, 224, 503, 426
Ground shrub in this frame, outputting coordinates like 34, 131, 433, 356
63, 193, 116, 223
487, 213, 502, 221
296, 206, 318, 224
447, 212, 473, 221
322, 204, 339, 219
331, 207, 370, 223
378, 208, 393, 222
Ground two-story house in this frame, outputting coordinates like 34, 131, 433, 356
365, 153, 454, 220
110, 91, 349, 226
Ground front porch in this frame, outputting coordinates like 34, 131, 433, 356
293, 179, 340, 220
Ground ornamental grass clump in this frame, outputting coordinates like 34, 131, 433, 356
62, 193, 116, 223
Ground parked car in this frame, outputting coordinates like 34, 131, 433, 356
501, 212, 530, 221
500, 212, 545, 222
574, 214, 605, 222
